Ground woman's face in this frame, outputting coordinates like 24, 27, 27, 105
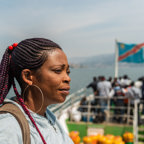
33, 49, 71, 106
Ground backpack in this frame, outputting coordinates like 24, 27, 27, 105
0, 102, 31, 144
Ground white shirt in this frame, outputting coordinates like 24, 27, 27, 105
97, 80, 112, 97
126, 86, 142, 104
120, 78, 131, 87
135, 80, 142, 89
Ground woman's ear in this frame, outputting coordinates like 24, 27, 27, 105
21, 69, 33, 85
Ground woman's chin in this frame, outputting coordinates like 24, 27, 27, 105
58, 97, 66, 103
56, 96, 67, 104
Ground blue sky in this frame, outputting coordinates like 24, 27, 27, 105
0, 0, 144, 58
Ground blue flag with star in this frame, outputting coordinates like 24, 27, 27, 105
117, 42, 144, 63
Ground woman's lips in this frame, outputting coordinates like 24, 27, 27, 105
58, 88, 70, 96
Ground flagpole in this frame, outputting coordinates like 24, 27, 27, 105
115, 39, 119, 78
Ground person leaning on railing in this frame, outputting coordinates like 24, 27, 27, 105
86, 76, 98, 96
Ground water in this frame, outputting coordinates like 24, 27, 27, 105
7, 65, 144, 99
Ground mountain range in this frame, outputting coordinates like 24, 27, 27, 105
68, 53, 144, 67
68, 53, 115, 67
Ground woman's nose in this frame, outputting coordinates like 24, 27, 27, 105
63, 73, 71, 84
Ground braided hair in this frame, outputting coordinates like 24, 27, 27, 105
0, 38, 62, 144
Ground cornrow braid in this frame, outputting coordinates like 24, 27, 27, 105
0, 48, 12, 104
0, 38, 63, 144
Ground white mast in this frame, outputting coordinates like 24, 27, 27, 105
115, 39, 119, 78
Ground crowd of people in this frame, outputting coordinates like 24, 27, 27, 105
78, 75, 144, 124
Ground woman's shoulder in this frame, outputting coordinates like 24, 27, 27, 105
0, 112, 22, 132
0, 104, 23, 143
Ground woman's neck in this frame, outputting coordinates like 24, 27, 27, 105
23, 89, 47, 116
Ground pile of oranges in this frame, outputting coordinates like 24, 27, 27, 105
69, 131, 81, 144
69, 131, 134, 144
123, 132, 134, 143
82, 134, 125, 144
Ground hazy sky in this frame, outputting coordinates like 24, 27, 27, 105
0, 0, 144, 58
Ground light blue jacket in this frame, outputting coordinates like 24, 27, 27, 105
0, 99, 74, 144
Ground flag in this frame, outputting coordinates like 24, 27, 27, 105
117, 42, 144, 63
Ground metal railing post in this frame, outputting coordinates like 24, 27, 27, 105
87, 100, 91, 123
106, 97, 110, 123
127, 98, 131, 124
133, 100, 138, 144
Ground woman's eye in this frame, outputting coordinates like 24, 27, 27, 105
54, 69, 62, 73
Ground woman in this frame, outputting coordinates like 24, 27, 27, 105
0, 38, 74, 144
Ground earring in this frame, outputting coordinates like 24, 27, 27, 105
22, 84, 44, 113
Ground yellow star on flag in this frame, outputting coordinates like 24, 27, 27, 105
120, 44, 125, 49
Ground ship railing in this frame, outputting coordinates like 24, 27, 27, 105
72, 95, 134, 124
49, 87, 141, 125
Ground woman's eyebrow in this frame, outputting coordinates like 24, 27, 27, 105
52, 64, 69, 69
52, 64, 65, 68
